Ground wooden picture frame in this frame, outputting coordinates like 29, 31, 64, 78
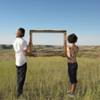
28, 29, 67, 56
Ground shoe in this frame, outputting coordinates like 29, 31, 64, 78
68, 93, 75, 98
16, 95, 26, 100
67, 90, 71, 94
16, 93, 22, 99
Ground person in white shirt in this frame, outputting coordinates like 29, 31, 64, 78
13, 28, 28, 98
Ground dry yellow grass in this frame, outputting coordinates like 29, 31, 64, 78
0, 49, 100, 100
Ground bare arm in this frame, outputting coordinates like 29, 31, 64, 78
66, 47, 71, 59
22, 40, 29, 56
23, 46, 31, 56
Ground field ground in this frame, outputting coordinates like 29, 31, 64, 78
0, 46, 100, 100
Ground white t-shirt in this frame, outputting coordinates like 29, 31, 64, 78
13, 38, 27, 66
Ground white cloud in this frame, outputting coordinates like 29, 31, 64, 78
78, 34, 100, 45
0, 35, 15, 44
0, 33, 100, 46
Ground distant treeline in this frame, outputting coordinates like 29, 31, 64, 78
0, 45, 13, 49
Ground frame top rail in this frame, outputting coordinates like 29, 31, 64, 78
30, 29, 67, 33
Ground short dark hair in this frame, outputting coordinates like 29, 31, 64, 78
18, 28, 25, 37
68, 33, 78, 43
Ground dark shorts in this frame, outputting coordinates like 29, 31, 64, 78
68, 62, 78, 84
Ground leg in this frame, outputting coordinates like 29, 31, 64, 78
67, 63, 72, 92
67, 84, 77, 98
67, 63, 78, 93
70, 63, 78, 93
70, 83, 77, 93
16, 63, 27, 97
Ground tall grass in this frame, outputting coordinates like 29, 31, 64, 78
0, 56, 100, 100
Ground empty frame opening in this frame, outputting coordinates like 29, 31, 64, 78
28, 30, 67, 56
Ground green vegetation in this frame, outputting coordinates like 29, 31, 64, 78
0, 47, 100, 100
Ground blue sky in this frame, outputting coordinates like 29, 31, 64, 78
0, 0, 100, 45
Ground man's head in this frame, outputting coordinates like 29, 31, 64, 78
16, 28, 25, 38
68, 33, 78, 43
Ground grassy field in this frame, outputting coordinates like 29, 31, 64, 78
0, 48, 100, 100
